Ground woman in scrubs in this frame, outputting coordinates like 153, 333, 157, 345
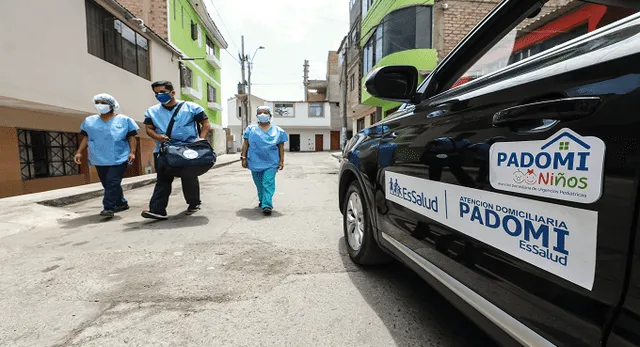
74, 94, 139, 218
241, 106, 288, 215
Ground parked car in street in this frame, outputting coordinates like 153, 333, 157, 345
338, 0, 640, 345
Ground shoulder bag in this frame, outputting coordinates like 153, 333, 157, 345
158, 102, 217, 177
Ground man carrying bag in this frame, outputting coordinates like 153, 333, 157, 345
141, 81, 213, 220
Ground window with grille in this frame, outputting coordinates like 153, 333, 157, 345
181, 66, 193, 88
191, 21, 198, 40
357, 118, 365, 131
206, 38, 216, 56
85, 0, 150, 79
18, 130, 80, 180
207, 84, 216, 103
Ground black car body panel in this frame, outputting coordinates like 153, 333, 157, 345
338, 1, 640, 346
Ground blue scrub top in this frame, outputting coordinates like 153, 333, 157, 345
244, 124, 289, 172
80, 114, 139, 166
143, 101, 207, 153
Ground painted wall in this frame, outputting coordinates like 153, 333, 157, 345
265, 102, 332, 128
360, 0, 438, 115
0, 107, 157, 198
226, 95, 268, 127
361, 48, 438, 111
281, 129, 331, 152
0, 0, 180, 124
169, 0, 223, 126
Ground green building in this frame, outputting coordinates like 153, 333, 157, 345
360, 0, 437, 117
121, 0, 228, 127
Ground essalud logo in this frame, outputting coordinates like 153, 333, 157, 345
388, 176, 439, 212
389, 177, 402, 197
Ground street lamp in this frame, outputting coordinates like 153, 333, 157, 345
247, 46, 265, 122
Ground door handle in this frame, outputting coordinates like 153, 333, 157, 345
492, 97, 601, 129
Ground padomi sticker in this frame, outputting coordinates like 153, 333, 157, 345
489, 128, 605, 204
385, 171, 598, 290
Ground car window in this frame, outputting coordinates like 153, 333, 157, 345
449, 1, 638, 90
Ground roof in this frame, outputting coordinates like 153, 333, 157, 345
190, 0, 229, 49
517, 1, 584, 37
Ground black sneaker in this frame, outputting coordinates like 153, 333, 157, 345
141, 210, 168, 220
100, 210, 115, 218
114, 204, 130, 213
186, 204, 201, 215
262, 207, 272, 215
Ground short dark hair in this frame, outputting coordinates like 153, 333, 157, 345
151, 80, 174, 92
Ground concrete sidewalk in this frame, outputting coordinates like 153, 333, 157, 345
0, 154, 240, 239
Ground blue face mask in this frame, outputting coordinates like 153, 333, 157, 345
257, 114, 271, 123
155, 92, 172, 104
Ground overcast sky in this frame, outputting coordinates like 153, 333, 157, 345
203, 0, 350, 126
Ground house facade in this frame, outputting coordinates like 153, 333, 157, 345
0, 0, 181, 198
118, 0, 228, 153
226, 95, 334, 153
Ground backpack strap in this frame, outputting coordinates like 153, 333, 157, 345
165, 102, 185, 140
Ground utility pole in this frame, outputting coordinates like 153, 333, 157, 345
240, 36, 248, 135
247, 56, 252, 120
341, 40, 349, 150
303, 60, 309, 101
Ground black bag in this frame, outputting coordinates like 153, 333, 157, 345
158, 102, 216, 177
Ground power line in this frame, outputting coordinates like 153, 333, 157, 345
203, 0, 240, 53
202, 0, 240, 65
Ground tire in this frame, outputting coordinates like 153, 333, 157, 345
343, 181, 391, 265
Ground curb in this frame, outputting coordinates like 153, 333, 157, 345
38, 158, 241, 208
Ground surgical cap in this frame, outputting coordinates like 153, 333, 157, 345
256, 106, 272, 115
93, 93, 120, 111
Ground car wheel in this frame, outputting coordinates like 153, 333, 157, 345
343, 181, 390, 265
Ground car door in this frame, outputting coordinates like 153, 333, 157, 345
373, 1, 640, 346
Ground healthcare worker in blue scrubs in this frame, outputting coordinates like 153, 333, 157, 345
141, 80, 211, 220
241, 106, 288, 215
74, 94, 139, 218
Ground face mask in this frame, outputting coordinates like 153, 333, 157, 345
257, 114, 271, 123
95, 104, 112, 114
156, 92, 172, 104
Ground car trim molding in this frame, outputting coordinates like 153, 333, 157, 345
381, 232, 555, 347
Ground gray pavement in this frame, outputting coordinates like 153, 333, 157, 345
0, 152, 495, 347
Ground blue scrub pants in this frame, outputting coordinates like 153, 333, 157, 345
252, 169, 277, 209
95, 162, 129, 211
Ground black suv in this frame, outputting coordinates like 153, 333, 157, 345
338, 0, 640, 346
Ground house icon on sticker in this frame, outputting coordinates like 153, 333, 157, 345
540, 131, 591, 151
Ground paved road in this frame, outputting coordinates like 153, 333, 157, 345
0, 152, 496, 347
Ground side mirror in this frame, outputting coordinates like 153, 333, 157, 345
364, 65, 419, 103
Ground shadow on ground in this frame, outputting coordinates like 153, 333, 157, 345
338, 237, 497, 347
57, 214, 123, 229
121, 212, 210, 232
236, 208, 284, 220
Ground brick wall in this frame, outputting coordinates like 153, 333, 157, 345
441, 0, 501, 58
439, 0, 573, 58
118, 0, 169, 40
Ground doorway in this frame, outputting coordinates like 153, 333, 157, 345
315, 134, 324, 152
290, 134, 301, 152
330, 131, 340, 150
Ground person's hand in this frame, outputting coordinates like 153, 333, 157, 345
128, 153, 136, 163
278, 162, 284, 170
158, 134, 169, 142
74, 152, 82, 165
241, 158, 248, 169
